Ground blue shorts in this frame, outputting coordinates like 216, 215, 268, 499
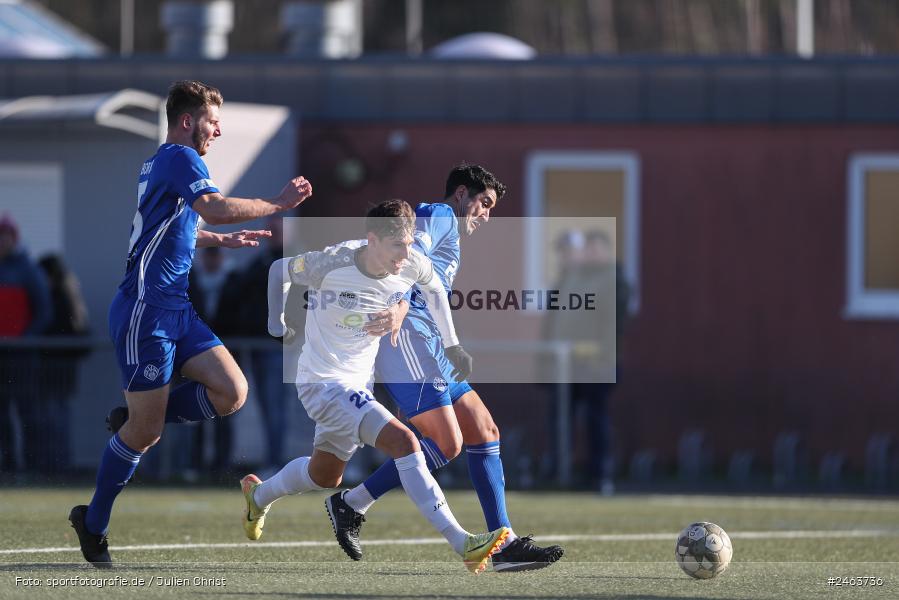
374, 319, 472, 419
108, 291, 222, 392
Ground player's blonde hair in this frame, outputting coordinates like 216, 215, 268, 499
365, 199, 415, 240
166, 80, 223, 128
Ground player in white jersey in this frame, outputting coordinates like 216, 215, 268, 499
239, 200, 509, 573
333, 165, 562, 571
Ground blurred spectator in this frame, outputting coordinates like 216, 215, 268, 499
34, 254, 91, 475
541, 229, 629, 493
555, 230, 586, 281
0, 215, 50, 335
187, 246, 242, 477
539, 230, 584, 480
0, 214, 51, 474
574, 230, 630, 493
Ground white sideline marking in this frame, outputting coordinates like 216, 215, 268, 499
2, 529, 898, 556
645, 495, 899, 512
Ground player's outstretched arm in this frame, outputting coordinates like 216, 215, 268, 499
267, 251, 323, 343
267, 257, 293, 340
193, 177, 312, 225
413, 253, 472, 381
196, 229, 272, 249
422, 280, 473, 381
414, 261, 458, 347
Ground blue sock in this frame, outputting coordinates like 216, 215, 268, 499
363, 438, 448, 499
85, 433, 142, 535
165, 381, 217, 423
466, 441, 511, 531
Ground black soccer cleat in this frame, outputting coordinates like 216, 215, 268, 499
106, 406, 128, 434
325, 491, 365, 561
68, 505, 112, 569
491, 535, 564, 573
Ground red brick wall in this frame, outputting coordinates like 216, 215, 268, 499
299, 123, 899, 471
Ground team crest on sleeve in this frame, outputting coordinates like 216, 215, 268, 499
387, 291, 405, 307
338, 291, 357, 310
292, 256, 305, 273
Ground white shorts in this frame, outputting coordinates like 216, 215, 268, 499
295, 379, 394, 462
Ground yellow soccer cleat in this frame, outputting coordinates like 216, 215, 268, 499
463, 527, 511, 574
240, 474, 270, 541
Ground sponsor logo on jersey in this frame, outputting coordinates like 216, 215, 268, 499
342, 313, 364, 328
432, 376, 447, 393
189, 178, 215, 194
143, 364, 160, 381
337, 313, 369, 337
338, 291, 357, 309
387, 291, 405, 307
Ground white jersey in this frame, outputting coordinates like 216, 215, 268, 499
269, 243, 457, 387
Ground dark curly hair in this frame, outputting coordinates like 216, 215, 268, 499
443, 163, 506, 201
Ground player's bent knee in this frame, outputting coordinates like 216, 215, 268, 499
469, 420, 499, 444
376, 424, 420, 458
231, 374, 249, 411
213, 374, 248, 416
228, 386, 247, 414
447, 442, 463, 460
389, 429, 419, 457
400, 429, 420, 455
134, 435, 161, 452
436, 434, 463, 460
121, 430, 161, 453
310, 471, 342, 489
318, 475, 343, 488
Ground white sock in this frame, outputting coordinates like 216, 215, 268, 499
395, 451, 469, 555
343, 484, 376, 515
253, 456, 322, 508
498, 529, 518, 550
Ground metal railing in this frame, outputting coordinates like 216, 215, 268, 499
0, 336, 583, 485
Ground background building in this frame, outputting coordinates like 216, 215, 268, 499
0, 0, 897, 490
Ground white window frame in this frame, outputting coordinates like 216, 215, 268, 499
0, 162, 64, 258
845, 154, 899, 320
524, 150, 641, 313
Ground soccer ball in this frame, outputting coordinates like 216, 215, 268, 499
674, 522, 733, 579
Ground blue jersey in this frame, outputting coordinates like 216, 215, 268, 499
407, 202, 459, 327
118, 144, 219, 309
375, 202, 472, 416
